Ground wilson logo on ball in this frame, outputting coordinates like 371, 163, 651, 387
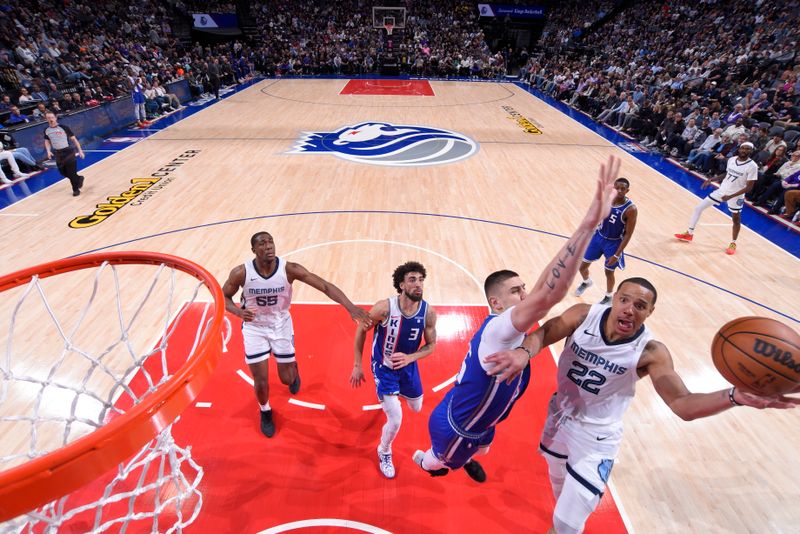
752, 339, 800, 373
288, 122, 479, 166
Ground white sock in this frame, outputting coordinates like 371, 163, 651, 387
259, 401, 271, 411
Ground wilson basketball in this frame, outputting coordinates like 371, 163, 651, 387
711, 316, 800, 395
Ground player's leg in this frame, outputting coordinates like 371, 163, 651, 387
539, 395, 569, 500
273, 319, 300, 393
575, 235, 602, 296
463, 427, 493, 483
413, 394, 452, 477
677, 195, 717, 240
727, 197, 744, 254
552, 450, 617, 534
243, 327, 274, 437
373, 360, 402, 478
601, 245, 624, 304
401, 362, 423, 413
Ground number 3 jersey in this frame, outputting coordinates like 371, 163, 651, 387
241, 257, 292, 329
371, 295, 428, 368
556, 304, 651, 425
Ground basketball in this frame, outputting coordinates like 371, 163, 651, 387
711, 316, 800, 395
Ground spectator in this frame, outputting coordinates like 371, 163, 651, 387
5, 105, 30, 126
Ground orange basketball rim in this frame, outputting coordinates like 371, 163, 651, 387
0, 252, 225, 522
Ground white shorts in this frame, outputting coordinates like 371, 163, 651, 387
242, 317, 295, 364
539, 395, 623, 498
708, 191, 746, 212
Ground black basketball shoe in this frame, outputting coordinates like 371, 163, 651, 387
260, 409, 275, 438
289, 375, 301, 394
464, 459, 486, 483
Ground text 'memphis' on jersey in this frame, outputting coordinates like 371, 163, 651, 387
240, 257, 292, 328
556, 304, 651, 425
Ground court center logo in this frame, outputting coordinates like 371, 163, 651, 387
288, 122, 478, 166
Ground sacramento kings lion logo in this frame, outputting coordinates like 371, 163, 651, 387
288, 122, 478, 166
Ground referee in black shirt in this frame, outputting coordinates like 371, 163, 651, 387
43, 111, 85, 196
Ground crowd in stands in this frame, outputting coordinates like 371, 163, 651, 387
525, 0, 800, 222
0, 0, 798, 223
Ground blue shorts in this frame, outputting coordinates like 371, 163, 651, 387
583, 233, 626, 271
427, 390, 495, 469
372, 359, 423, 401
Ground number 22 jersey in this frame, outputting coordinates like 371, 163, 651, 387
555, 304, 651, 425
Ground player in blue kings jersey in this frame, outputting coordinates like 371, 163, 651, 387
412, 156, 622, 482
351, 262, 437, 478
574, 178, 637, 305
223, 232, 371, 438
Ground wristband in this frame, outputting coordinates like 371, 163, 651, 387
728, 387, 743, 407
516, 346, 534, 360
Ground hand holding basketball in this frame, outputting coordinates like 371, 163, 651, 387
711, 316, 800, 395
730, 388, 800, 409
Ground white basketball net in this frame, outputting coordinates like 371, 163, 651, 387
0, 260, 229, 533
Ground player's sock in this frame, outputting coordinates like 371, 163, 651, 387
259, 401, 271, 411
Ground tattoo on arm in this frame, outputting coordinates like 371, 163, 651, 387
545, 238, 579, 289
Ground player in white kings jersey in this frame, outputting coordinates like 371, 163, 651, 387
486, 277, 799, 534
223, 231, 371, 437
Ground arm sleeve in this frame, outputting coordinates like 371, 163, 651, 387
476, 308, 525, 371
62, 125, 74, 138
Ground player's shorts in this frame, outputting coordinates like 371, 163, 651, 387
583, 232, 626, 271
427, 390, 495, 470
372, 359, 422, 401
242, 317, 295, 364
538, 394, 622, 499
708, 191, 746, 212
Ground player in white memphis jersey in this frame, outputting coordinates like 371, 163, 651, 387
487, 277, 799, 534
675, 142, 758, 255
223, 231, 371, 438
411, 156, 623, 482
351, 262, 437, 479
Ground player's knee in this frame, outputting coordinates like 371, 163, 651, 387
253, 376, 268, 394
382, 396, 403, 430
406, 396, 423, 413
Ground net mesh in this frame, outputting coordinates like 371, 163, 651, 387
0, 259, 227, 533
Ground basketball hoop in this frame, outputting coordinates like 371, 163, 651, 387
0, 252, 226, 531
384, 22, 394, 36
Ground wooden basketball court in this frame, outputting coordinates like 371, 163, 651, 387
1, 79, 798, 533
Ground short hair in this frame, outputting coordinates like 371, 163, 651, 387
250, 231, 271, 247
484, 269, 519, 298
617, 277, 658, 305
393, 261, 426, 293
615, 177, 630, 188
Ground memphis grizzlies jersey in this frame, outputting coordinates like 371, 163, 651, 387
556, 304, 651, 425
371, 296, 428, 367
718, 156, 757, 196
241, 258, 292, 328
596, 198, 633, 240
448, 309, 526, 434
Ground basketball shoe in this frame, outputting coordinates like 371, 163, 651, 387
413, 450, 449, 477
599, 295, 612, 305
378, 447, 395, 479
725, 242, 737, 255
463, 460, 486, 483
260, 409, 275, 438
674, 231, 693, 242
574, 279, 593, 297
289, 375, 301, 394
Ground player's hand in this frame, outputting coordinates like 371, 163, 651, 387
77, 151, 85, 159
350, 307, 373, 329
240, 308, 256, 322
701, 179, 712, 189
350, 366, 365, 388
485, 348, 529, 384
605, 255, 620, 268
390, 352, 412, 370
585, 155, 620, 228
734, 389, 800, 410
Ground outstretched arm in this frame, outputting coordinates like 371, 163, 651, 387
287, 262, 372, 328
509, 155, 620, 333
640, 340, 799, 421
